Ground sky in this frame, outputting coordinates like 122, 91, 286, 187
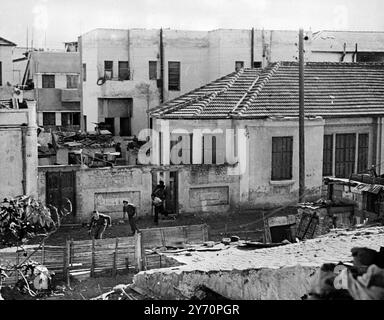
1, 0, 383, 49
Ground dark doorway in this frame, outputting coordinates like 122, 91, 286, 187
104, 118, 115, 135
166, 171, 178, 214
270, 225, 293, 243
152, 171, 179, 215
46, 171, 76, 223
120, 117, 131, 136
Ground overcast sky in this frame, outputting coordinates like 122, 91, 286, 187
1, 0, 383, 49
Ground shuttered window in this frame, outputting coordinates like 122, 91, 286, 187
271, 137, 293, 180
335, 133, 356, 178
118, 61, 130, 80
104, 61, 113, 79
168, 61, 180, 91
357, 133, 369, 173
149, 61, 157, 80
323, 135, 333, 176
42, 74, 55, 88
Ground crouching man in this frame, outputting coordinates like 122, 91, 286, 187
123, 200, 139, 235
88, 210, 112, 239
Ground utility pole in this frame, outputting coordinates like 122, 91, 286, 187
299, 28, 305, 203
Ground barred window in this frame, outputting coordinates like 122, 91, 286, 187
335, 133, 356, 178
357, 133, 369, 174
271, 136, 293, 180
323, 135, 333, 176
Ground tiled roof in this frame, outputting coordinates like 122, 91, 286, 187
150, 62, 384, 119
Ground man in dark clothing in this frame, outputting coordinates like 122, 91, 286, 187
88, 210, 112, 239
151, 180, 167, 225
123, 200, 139, 235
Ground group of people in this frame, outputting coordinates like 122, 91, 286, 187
88, 180, 168, 239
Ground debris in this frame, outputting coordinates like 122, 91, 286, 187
230, 236, 240, 242
221, 238, 231, 245
203, 241, 215, 247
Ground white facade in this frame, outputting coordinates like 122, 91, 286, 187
80, 28, 311, 136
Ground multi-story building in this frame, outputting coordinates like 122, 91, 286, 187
22, 51, 81, 131
79, 28, 312, 137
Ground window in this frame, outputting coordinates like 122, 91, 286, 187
235, 61, 244, 72
323, 135, 333, 176
168, 61, 180, 91
253, 61, 262, 68
42, 75, 55, 88
62, 112, 80, 127
0, 61, 2, 86
335, 133, 356, 178
82, 63, 86, 82
118, 61, 130, 80
43, 112, 56, 126
271, 136, 293, 180
104, 61, 113, 79
66, 75, 79, 89
358, 133, 369, 173
149, 61, 157, 80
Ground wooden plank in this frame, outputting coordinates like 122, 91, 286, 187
90, 238, 95, 277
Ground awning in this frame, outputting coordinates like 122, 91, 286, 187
351, 183, 384, 194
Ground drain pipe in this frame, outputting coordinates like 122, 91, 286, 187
251, 28, 254, 68
21, 126, 27, 195
159, 28, 164, 104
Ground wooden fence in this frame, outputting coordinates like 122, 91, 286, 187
141, 224, 209, 249
0, 224, 209, 286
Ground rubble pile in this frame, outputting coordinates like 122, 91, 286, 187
55, 131, 115, 149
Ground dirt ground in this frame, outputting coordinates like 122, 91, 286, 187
41, 207, 297, 246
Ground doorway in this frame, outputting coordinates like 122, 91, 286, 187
152, 170, 178, 215
46, 171, 76, 223
120, 117, 131, 136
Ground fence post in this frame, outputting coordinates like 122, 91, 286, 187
112, 238, 118, 277
41, 241, 45, 265
63, 239, 70, 287
135, 232, 143, 271
91, 238, 95, 277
